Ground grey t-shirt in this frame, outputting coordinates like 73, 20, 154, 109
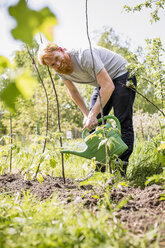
58, 46, 127, 87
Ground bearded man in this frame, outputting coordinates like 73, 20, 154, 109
38, 43, 137, 175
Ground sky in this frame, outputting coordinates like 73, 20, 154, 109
0, 0, 165, 59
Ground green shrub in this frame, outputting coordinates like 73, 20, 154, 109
128, 130, 165, 188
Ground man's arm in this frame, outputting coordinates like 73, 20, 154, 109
84, 67, 115, 130
64, 80, 89, 117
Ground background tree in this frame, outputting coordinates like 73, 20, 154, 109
123, 0, 165, 23
97, 27, 165, 114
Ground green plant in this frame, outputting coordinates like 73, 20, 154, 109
145, 168, 165, 186
0, 191, 161, 248
128, 128, 165, 188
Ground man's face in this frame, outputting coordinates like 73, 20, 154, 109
45, 50, 73, 74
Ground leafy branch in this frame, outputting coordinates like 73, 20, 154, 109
123, 0, 165, 23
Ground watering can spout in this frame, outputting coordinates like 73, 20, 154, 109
61, 148, 93, 160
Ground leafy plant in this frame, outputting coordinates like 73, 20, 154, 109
0, 191, 160, 248
128, 128, 165, 188
145, 168, 165, 186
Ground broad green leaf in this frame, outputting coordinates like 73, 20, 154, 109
39, 156, 44, 164
50, 158, 57, 168
159, 193, 165, 201
0, 56, 11, 73
0, 80, 20, 112
98, 138, 108, 149
36, 173, 44, 184
0, 70, 37, 112
16, 70, 37, 99
8, 0, 58, 44
38, 7, 58, 41
92, 195, 100, 199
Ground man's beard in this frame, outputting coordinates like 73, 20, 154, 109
56, 59, 73, 74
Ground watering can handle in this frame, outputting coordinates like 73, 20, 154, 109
82, 115, 121, 140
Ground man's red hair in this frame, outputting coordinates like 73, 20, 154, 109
38, 43, 60, 65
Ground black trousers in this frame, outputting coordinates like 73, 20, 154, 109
90, 72, 137, 162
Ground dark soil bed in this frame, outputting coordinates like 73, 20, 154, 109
0, 173, 165, 240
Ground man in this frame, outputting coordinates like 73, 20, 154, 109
38, 43, 137, 175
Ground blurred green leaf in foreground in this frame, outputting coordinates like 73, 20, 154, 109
0, 56, 11, 74
0, 69, 37, 112
8, 0, 58, 43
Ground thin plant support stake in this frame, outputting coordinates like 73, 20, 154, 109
9, 113, 12, 173
85, 0, 114, 172
47, 67, 65, 184
39, 33, 65, 184
26, 45, 49, 178
85, 0, 104, 125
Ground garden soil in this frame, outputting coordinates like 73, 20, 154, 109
0, 173, 165, 243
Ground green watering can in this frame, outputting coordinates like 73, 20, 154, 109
60, 115, 128, 164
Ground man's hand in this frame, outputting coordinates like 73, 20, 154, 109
83, 115, 98, 131
83, 115, 88, 127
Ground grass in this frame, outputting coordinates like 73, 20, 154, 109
0, 192, 161, 248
